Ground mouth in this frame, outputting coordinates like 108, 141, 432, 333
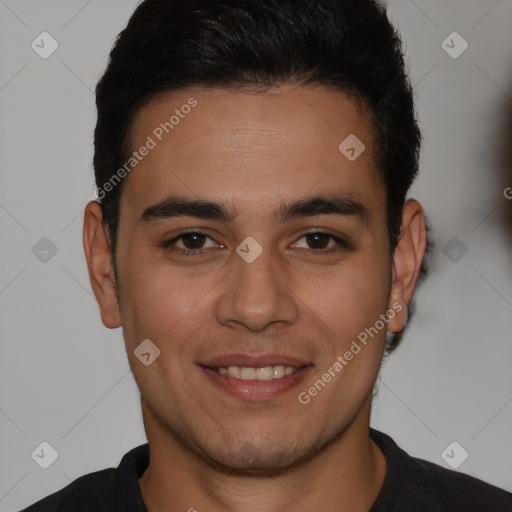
198, 354, 313, 401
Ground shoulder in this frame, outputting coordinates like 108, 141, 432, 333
370, 428, 512, 511
18, 443, 149, 512
18, 468, 116, 512
410, 456, 512, 509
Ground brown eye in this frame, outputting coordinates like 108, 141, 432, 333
162, 231, 220, 255
304, 232, 331, 249
178, 232, 208, 250
293, 231, 350, 253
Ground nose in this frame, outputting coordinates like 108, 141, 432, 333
214, 244, 300, 332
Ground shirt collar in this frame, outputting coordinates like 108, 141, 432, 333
114, 443, 150, 512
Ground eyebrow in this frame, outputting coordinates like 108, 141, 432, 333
138, 193, 369, 226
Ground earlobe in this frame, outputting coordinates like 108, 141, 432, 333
83, 201, 122, 329
387, 199, 427, 333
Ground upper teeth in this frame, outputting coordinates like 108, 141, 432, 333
217, 365, 295, 380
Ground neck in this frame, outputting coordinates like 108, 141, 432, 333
138, 397, 386, 512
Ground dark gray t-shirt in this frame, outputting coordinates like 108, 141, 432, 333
19, 428, 512, 511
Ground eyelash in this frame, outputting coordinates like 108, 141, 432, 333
161, 230, 351, 257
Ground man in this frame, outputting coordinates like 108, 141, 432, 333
21, 0, 512, 510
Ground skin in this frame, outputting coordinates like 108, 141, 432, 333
83, 85, 427, 511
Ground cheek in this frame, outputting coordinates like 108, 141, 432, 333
117, 252, 221, 354
299, 263, 389, 406
298, 253, 389, 339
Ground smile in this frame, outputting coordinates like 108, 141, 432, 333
198, 357, 313, 400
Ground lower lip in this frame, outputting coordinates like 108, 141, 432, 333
199, 365, 313, 401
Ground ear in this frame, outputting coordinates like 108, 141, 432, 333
387, 199, 427, 333
83, 201, 121, 329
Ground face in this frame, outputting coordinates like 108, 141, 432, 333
86, 85, 415, 473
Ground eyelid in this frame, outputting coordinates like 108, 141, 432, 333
291, 231, 350, 249
162, 230, 221, 251
162, 229, 352, 255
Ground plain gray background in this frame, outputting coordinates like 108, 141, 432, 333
1, 0, 511, 510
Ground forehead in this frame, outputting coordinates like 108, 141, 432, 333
121, 85, 384, 225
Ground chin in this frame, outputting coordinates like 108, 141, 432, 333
184, 426, 333, 476
199, 444, 309, 475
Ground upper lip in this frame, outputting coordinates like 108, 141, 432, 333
199, 354, 312, 369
